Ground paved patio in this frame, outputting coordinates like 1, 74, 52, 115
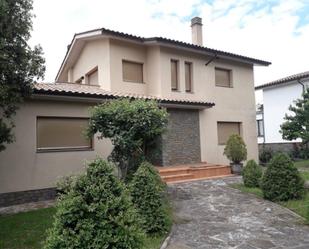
166, 177, 309, 249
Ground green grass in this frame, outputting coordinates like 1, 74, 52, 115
0, 206, 170, 249
294, 160, 309, 169
230, 183, 263, 198
0, 207, 55, 249
301, 171, 309, 181
231, 184, 309, 223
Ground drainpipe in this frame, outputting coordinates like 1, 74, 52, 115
297, 79, 305, 93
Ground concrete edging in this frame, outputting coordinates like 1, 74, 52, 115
160, 225, 175, 249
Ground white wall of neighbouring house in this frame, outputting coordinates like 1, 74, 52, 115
263, 80, 309, 144
0, 99, 113, 194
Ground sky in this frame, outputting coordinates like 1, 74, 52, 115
29, 0, 309, 103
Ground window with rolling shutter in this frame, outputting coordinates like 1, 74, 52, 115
171, 59, 179, 91
215, 68, 232, 87
37, 117, 92, 152
217, 122, 241, 145
122, 60, 143, 83
185, 62, 192, 92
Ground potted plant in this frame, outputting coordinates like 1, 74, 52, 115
223, 134, 247, 174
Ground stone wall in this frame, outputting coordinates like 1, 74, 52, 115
258, 142, 301, 154
160, 108, 201, 166
0, 188, 57, 208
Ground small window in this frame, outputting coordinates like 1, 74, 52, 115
122, 60, 143, 83
171, 59, 179, 91
37, 117, 92, 152
215, 68, 232, 87
185, 62, 192, 92
217, 122, 241, 145
257, 119, 264, 137
86, 67, 98, 85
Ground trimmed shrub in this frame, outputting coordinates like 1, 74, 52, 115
224, 134, 247, 164
261, 153, 305, 201
259, 147, 273, 164
129, 162, 171, 235
242, 160, 263, 188
44, 158, 144, 249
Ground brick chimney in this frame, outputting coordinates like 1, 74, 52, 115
191, 17, 203, 46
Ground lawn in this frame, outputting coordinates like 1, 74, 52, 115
295, 159, 309, 169
0, 207, 168, 249
231, 160, 309, 223
232, 183, 309, 223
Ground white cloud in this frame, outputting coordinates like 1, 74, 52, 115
30, 0, 309, 104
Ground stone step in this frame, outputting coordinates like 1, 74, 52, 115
157, 163, 232, 183
162, 173, 195, 183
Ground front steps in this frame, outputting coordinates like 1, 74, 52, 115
157, 162, 232, 183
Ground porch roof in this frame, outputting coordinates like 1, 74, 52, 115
33, 83, 215, 109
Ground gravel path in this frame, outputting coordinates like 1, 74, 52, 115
166, 177, 309, 249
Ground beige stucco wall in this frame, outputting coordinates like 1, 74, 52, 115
72, 39, 111, 90
59, 38, 258, 166
109, 39, 148, 94
158, 47, 258, 164
0, 99, 113, 194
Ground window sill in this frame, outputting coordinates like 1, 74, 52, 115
215, 85, 233, 88
171, 89, 181, 92
123, 80, 145, 84
37, 147, 94, 153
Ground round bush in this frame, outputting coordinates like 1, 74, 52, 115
261, 153, 305, 201
129, 162, 171, 235
44, 158, 144, 249
224, 134, 247, 164
242, 160, 263, 188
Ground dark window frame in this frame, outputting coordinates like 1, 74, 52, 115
257, 119, 264, 137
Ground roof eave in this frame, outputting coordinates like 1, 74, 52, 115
32, 89, 215, 109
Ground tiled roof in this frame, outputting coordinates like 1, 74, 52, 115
33, 83, 215, 107
97, 28, 271, 66
255, 71, 309, 90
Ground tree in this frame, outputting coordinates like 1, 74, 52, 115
87, 99, 168, 179
0, 0, 45, 151
280, 88, 309, 149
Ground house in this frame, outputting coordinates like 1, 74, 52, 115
255, 71, 309, 152
0, 17, 270, 206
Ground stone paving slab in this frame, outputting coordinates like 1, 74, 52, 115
166, 177, 309, 249
0, 200, 55, 215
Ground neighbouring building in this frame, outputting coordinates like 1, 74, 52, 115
0, 17, 270, 206
255, 71, 309, 152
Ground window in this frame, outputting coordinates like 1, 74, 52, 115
37, 117, 92, 152
215, 68, 232, 87
86, 67, 98, 85
171, 59, 179, 91
122, 60, 143, 83
185, 62, 192, 92
257, 119, 264, 137
217, 122, 241, 145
